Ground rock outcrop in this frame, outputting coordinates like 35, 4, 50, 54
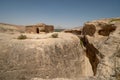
80, 18, 120, 80
0, 32, 93, 80
63, 28, 82, 35
63, 18, 120, 80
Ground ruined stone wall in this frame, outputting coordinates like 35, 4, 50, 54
25, 24, 54, 33
45, 25, 54, 33
25, 26, 36, 33
63, 29, 82, 35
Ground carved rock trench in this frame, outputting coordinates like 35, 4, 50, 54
78, 20, 119, 80
80, 36, 100, 75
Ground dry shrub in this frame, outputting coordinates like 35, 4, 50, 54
17, 34, 27, 40
51, 33, 58, 38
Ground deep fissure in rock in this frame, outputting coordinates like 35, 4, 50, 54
80, 36, 100, 75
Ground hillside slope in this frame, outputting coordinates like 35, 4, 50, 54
0, 23, 25, 33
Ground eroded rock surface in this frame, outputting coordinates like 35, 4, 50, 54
0, 18, 120, 80
63, 28, 82, 35
81, 18, 120, 80
0, 32, 93, 80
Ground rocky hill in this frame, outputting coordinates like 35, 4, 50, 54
0, 18, 120, 80
0, 23, 25, 33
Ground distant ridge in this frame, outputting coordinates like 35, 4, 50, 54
0, 22, 25, 33
0, 22, 24, 27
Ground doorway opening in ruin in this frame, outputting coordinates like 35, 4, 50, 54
36, 28, 39, 33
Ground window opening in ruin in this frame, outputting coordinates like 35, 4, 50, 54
36, 28, 39, 33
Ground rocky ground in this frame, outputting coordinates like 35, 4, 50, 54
0, 32, 93, 80
0, 18, 120, 80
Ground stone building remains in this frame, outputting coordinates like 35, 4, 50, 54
25, 23, 54, 33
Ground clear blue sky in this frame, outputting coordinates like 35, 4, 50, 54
0, 0, 120, 28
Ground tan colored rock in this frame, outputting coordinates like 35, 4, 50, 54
63, 28, 82, 35
80, 18, 120, 79
0, 32, 93, 80
1, 18, 120, 80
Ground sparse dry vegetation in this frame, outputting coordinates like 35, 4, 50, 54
110, 18, 120, 23
17, 34, 27, 40
80, 40, 84, 48
51, 33, 58, 38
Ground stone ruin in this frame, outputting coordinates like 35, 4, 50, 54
63, 29, 82, 35
25, 23, 54, 33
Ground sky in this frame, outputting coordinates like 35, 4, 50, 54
0, 0, 120, 29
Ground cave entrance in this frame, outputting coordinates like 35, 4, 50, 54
36, 28, 39, 33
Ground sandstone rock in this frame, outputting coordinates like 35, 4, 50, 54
80, 18, 120, 79
63, 28, 82, 35
1, 18, 120, 80
0, 32, 93, 80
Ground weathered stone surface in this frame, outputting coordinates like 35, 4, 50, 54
80, 18, 120, 80
63, 28, 82, 35
0, 32, 93, 80
82, 24, 96, 36
0, 18, 120, 80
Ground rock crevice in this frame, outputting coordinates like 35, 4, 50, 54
80, 36, 100, 75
